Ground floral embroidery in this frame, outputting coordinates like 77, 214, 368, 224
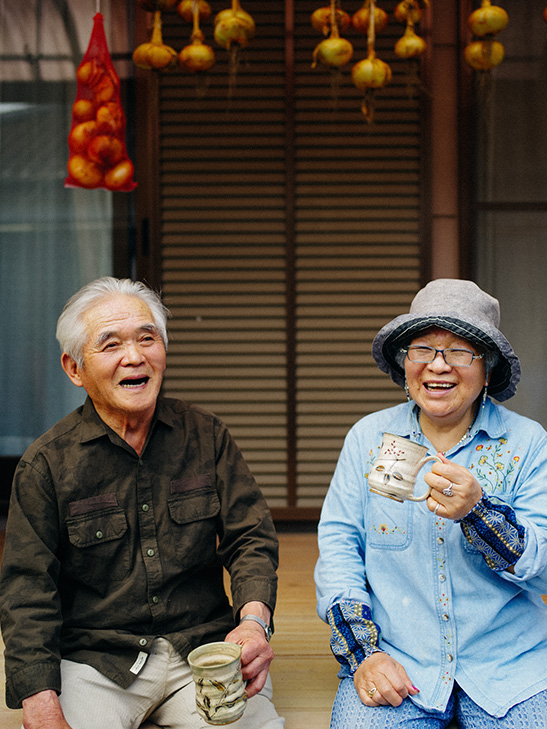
469, 438, 521, 494
371, 523, 406, 536
442, 669, 453, 686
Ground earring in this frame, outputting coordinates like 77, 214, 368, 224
481, 364, 490, 408
404, 378, 411, 401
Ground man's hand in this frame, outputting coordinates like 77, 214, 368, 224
22, 690, 72, 729
353, 652, 419, 707
224, 601, 274, 698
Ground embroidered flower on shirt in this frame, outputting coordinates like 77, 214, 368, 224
371, 523, 406, 536
442, 669, 453, 686
439, 592, 449, 609
469, 438, 521, 494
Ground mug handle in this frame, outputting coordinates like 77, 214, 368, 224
406, 454, 443, 502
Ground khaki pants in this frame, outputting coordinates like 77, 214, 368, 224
58, 638, 285, 729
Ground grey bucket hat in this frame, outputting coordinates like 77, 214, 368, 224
372, 279, 520, 402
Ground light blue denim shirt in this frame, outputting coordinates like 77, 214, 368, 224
315, 398, 547, 717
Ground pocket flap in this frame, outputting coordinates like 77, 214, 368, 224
168, 490, 220, 525
67, 509, 128, 547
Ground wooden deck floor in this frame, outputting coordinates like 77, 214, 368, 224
0, 526, 337, 729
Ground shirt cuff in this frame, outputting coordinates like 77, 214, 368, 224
5, 662, 61, 710
458, 493, 526, 571
326, 600, 383, 674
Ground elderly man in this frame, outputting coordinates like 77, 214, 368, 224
0, 277, 284, 729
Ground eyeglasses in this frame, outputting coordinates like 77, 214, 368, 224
402, 345, 484, 367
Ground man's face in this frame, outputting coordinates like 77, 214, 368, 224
63, 294, 166, 426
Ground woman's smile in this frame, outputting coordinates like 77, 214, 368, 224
404, 327, 486, 431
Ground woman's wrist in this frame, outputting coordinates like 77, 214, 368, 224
457, 492, 526, 571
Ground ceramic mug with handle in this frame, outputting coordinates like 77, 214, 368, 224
368, 432, 442, 503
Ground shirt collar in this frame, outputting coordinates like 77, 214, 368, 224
79, 395, 175, 445
79, 397, 110, 443
404, 396, 507, 448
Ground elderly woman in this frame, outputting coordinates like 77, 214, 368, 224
315, 279, 547, 728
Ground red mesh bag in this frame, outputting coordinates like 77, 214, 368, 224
65, 13, 137, 192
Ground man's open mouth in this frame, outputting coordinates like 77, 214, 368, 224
120, 376, 149, 388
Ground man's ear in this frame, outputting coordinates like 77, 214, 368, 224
61, 353, 84, 388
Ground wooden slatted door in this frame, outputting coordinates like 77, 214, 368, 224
151, 0, 425, 519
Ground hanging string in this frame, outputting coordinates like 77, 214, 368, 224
96, 0, 100, 14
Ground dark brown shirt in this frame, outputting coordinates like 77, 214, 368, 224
0, 397, 278, 709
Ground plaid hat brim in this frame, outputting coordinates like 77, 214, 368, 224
372, 314, 520, 402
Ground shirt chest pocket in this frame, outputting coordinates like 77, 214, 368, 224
365, 495, 412, 550
167, 488, 221, 569
66, 508, 130, 586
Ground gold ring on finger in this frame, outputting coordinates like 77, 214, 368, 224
367, 686, 377, 697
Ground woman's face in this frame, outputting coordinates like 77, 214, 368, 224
403, 327, 486, 430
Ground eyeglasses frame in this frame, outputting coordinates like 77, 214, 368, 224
402, 345, 485, 368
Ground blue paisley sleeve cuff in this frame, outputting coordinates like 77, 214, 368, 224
326, 600, 383, 674
458, 493, 526, 571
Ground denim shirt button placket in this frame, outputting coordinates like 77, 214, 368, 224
434, 517, 456, 688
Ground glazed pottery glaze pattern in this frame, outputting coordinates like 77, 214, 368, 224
187, 642, 247, 725
368, 432, 442, 503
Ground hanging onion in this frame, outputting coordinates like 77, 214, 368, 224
350, 0, 392, 121
352, 50, 392, 90
179, 1, 216, 72
352, 1, 388, 35
311, 6, 351, 36
214, 0, 255, 50
312, 36, 353, 68
394, 0, 423, 24
177, 0, 211, 22
312, 0, 353, 68
180, 31, 216, 71
133, 11, 177, 70
468, 0, 508, 37
464, 39, 505, 70
394, 22, 426, 58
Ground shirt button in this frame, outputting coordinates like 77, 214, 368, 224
139, 638, 147, 647
447, 654, 454, 662
442, 613, 450, 621
95, 531, 103, 539
437, 537, 444, 545
142, 504, 149, 512
147, 548, 155, 557
439, 574, 446, 582
152, 596, 159, 604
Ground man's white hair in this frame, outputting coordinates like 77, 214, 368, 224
56, 277, 169, 367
